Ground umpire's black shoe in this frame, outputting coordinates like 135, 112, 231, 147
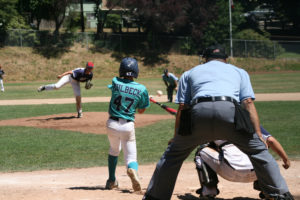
259, 191, 294, 200
142, 194, 160, 200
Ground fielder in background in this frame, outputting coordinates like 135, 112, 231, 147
105, 58, 150, 192
37, 62, 94, 118
194, 126, 291, 198
0, 65, 5, 92
162, 69, 178, 102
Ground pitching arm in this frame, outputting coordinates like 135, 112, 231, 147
164, 80, 169, 88
57, 70, 73, 79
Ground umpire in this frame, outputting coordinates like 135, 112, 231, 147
143, 44, 293, 200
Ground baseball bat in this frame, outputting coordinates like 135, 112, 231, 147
150, 97, 177, 116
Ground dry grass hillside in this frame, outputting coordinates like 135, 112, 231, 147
0, 45, 299, 82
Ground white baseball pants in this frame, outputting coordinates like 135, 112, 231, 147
0, 78, 4, 92
44, 74, 81, 96
106, 118, 137, 166
200, 147, 257, 182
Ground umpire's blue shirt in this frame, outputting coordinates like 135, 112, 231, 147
175, 60, 255, 105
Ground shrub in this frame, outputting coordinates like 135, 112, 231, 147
232, 29, 285, 58
105, 14, 121, 33
64, 11, 85, 33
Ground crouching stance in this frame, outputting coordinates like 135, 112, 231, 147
195, 127, 292, 199
38, 62, 94, 118
105, 58, 150, 192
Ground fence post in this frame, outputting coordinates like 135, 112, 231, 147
19, 30, 23, 47
273, 41, 276, 59
85, 32, 89, 50
119, 34, 122, 53
244, 40, 247, 57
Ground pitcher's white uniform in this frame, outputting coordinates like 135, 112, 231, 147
44, 68, 93, 96
38, 62, 94, 118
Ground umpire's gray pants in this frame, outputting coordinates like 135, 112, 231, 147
144, 101, 289, 200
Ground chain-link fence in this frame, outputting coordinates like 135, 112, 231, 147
3, 29, 300, 59
3, 29, 192, 54
224, 39, 300, 59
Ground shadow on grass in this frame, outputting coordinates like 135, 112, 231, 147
68, 186, 131, 194
33, 46, 71, 59
177, 193, 259, 200
32, 32, 76, 59
111, 51, 169, 67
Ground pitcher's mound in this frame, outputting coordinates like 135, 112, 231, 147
0, 112, 174, 134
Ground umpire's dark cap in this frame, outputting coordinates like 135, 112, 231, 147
203, 44, 228, 59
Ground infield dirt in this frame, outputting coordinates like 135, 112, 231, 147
0, 161, 299, 200
0, 112, 173, 134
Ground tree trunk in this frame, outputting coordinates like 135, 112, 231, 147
54, 20, 60, 36
95, 0, 102, 38
54, 12, 66, 36
37, 18, 41, 30
80, 0, 85, 32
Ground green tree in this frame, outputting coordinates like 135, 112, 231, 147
46, 0, 72, 35
202, 0, 245, 46
0, 0, 27, 33
268, 0, 300, 30
91, 0, 122, 36
18, 0, 51, 30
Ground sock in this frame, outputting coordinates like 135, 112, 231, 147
108, 155, 118, 181
128, 161, 138, 171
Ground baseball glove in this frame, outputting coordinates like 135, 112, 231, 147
85, 80, 93, 89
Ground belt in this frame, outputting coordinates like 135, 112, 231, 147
194, 96, 236, 104
109, 116, 132, 123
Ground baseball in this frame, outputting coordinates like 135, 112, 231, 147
156, 90, 163, 96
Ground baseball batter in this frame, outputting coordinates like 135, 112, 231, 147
37, 62, 94, 118
105, 58, 150, 192
194, 126, 291, 198
0, 65, 5, 92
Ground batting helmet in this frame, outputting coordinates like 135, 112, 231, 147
119, 57, 139, 78
203, 44, 228, 60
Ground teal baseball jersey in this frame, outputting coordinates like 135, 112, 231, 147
108, 77, 150, 121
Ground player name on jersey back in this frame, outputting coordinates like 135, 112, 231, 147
113, 83, 142, 97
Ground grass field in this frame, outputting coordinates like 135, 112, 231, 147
1, 46, 300, 82
1, 72, 300, 100
0, 101, 299, 172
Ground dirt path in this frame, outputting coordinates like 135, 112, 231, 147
1, 93, 300, 106
0, 161, 299, 200
0, 112, 173, 134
